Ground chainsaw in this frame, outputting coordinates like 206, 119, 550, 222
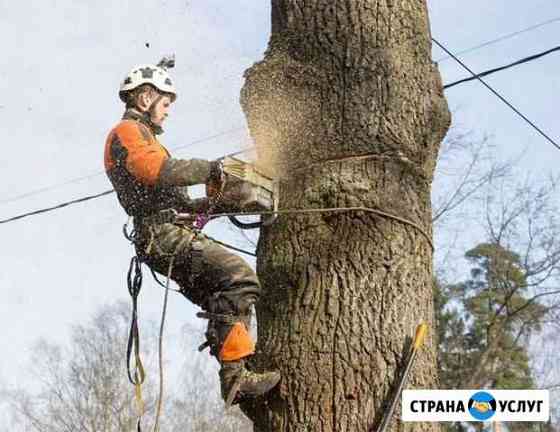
207, 156, 278, 229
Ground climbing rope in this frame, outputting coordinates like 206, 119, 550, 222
152, 254, 176, 432
126, 256, 146, 432
151, 232, 193, 432
124, 152, 434, 429
124, 220, 190, 431
196, 206, 434, 251
214, 150, 433, 249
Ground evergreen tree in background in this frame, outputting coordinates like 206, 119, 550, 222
436, 243, 549, 432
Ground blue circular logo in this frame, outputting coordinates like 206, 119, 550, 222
468, 391, 497, 421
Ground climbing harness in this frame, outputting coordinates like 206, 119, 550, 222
120, 151, 434, 428
123, 217, 192, 432
121, 160, 228, 430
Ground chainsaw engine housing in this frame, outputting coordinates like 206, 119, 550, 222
221, 156, 277, 212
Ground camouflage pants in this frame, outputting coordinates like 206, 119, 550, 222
134, 221, 260, 339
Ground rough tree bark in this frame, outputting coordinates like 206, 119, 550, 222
240, 1, 450, 431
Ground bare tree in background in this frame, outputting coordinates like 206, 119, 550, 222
0, 376, 11, 432
431, 126, 517, 288
432, 128, 514, 227
2, 302, 253, 432
482, 175, 560, 340
5, 302, 158, 432
434, 174, 560, 431
531, 326, 560, 431
485, 177, 560, 432
431, 130, 560, 430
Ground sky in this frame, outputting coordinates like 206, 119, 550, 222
1, 0, 559, 425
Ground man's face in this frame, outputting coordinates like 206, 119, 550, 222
150, 95, 172, 126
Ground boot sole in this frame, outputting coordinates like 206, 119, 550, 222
225, 372, 281, 409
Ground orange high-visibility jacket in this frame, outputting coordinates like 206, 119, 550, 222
104, 110, 212, 217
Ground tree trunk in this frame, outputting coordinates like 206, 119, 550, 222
240, 1, 450, 431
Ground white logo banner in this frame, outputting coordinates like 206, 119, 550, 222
402, 390, 549, 422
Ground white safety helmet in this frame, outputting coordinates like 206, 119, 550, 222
119, 64, 177, 103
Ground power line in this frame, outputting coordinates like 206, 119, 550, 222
435, 17, 560, 63
4, 41, 560, 225
0, 126, 246, 205
433, 37, 560, 152
0, 171, 105, 205
0, 145, 256, 225
444, 44, 560, 89
0, 189, 114, 224
7, 23, 560, 207
169, 126, 246, 152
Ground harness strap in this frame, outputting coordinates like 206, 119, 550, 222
196, 311, 240, 324
189, 239, 204, 286
195, 297, 249, 357
196, 310, 239, 353
136, 208, 181, 226
122, 209, 217, 430
126, 256, 146, 430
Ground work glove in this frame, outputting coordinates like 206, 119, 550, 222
208, 160, 224, 181
206, 160, 226, 199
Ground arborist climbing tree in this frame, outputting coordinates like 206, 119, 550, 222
103, 59, 281, 412
238, 1, 450, 431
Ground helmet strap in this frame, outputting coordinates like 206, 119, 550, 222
146, 94, 165, 135
128, 92, 165, 135
148, 94, 163, 119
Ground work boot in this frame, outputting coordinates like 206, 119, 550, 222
219, 359, 281, 407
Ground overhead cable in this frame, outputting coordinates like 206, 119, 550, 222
6, 36, 560, 207
436, 17, 560, 62
0, 189, 114, 224
11, 17, 557, 206
433, 37, 560, 152
3, 41, 560, 225
443, 44, 560, 89
0, 145, 256, 224
0, 127, 246, 205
